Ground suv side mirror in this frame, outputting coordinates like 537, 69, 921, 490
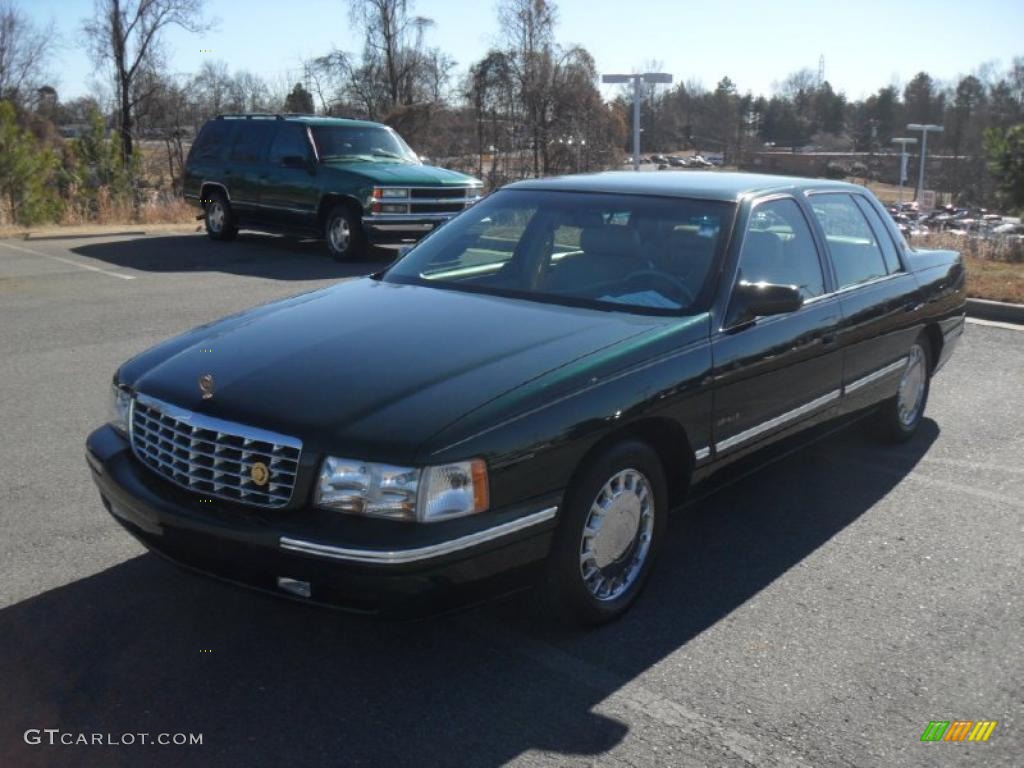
281, 155, 310, 169
727, 280, 803, 328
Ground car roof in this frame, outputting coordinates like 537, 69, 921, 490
215, 114, 384, 129
505, 171, 868, 202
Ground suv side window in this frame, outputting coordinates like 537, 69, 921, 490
268, 124, 311, 164
851, 195, 902, 274
191, 120, 233, 162
737, 198, 825, 299
229, 121, 276, 164
809, 193, 888, 289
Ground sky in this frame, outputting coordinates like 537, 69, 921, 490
25, 0, 1024, 103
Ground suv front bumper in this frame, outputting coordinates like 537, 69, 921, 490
86, 425, 559, 616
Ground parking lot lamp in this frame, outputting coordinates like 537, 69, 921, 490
906, 124, 943, 202
891, 137, 917, 203
602, 72, 673, 171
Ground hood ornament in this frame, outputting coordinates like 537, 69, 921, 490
198, 374, 215, 400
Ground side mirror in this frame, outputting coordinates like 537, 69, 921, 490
281, 155, 310, 169
727, 280, 803, 328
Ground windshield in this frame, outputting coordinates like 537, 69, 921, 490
311, 125, 419, 163
383, 189, 735, 315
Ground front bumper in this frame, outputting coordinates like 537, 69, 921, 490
86, 425, 559, 616
361, 213, 458, 242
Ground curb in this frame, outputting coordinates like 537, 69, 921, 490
24, 230, 147, 241
966, 298, 1024, 325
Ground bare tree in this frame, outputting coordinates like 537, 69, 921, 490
82, 0, 211, 165
0, 0, 58, 105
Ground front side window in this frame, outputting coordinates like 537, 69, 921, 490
737, 198, 825, 299
809, 193, 889, 289
268, 124, 311, 164
311, 125, 418, 163
384, 189, 735, 315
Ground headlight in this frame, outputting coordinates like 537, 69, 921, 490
316, 457, 489, 522
375, 187, 409, 199
108, 382, 132, 435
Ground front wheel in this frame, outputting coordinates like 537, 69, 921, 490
874, 337, 931, 442
324, 204, 366, 261
544, 440, 668, 626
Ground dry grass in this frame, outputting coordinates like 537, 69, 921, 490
915, 232, 1024, 304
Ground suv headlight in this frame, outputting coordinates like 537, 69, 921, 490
109, 382, 132, 436
375, 187, 409, 199
316, 457, 489, 522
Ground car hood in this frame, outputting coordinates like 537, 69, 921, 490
122, 279, 664, 464
319, 161, 478, 186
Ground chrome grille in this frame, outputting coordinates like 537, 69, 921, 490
130, 394, 301, 508
373, 185, 482, 215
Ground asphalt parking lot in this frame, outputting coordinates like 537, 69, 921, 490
0, 231, 1021, 767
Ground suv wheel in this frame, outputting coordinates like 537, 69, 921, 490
325, 204, 366, 261
204, 190, 237, 241
544, 440, 668, 626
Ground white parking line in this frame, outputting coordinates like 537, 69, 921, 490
966, 317, 1023, 331
0, 240, 136, 280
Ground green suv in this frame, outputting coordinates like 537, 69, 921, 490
184, 114, 483, 260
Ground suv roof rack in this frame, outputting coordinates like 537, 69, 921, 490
215, 113, 284, 120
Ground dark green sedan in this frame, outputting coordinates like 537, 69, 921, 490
87, 171, 965, 625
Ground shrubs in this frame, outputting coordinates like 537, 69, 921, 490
0, 101, 62, 225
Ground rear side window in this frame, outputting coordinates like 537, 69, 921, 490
190, 121, 233, 162
809, 194, 888, 289
229, 122, 276, 163
739, 198, 825, 299
851, 195, 902, 274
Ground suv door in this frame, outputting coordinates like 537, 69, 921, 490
710, 196, 843, 461
224, 120, 277, 218
806, 193, 922, 410
262, 122, 319, 228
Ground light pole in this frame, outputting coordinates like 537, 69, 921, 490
890, 137, 917, 203
906, 123, 943, 202
602, 72, 673, 171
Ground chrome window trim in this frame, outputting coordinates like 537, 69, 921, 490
843, 356, 908, 395
280, 506, 558, 564
715, 389, 841, 453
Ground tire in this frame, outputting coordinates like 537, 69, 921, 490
203, 190, 237, 241
544, 440, 669, 626
873, 335, 932, 443
324, 204, 366, 261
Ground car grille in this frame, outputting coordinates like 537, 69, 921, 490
374, 185, 482, 216
130, 394, 302, 508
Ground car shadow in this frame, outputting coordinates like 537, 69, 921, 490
0, 420, 938, 767
71, 233, 397, 281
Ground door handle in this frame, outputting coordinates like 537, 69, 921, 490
904, 301, 924, 313
820, 332, 837, 345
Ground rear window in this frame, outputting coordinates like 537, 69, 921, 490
189, 121, 234, 162
809, 193, 889, 289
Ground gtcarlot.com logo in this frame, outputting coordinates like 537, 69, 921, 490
24, 729, 202, 747
921, 720, 997, 742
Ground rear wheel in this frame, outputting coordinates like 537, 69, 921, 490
324, 204, 366, 261
544, 440, 668, 626
874, 336, 931, 442
204, 190, 237, 241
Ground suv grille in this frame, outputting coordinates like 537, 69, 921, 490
130, 395, 301, 508
373, 185, 482, 216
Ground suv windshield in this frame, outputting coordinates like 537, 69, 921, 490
311, 125, 418, 163
384, 189, 735, 314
